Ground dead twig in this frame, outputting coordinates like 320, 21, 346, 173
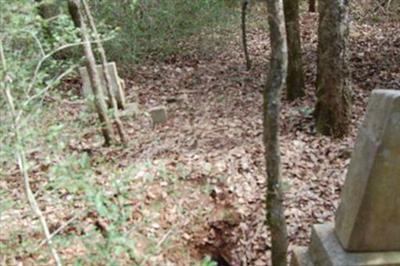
37, 211, 84, 249
139, 228, 175, 266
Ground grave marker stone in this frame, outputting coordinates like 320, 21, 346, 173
149, 106, 167, 126
291, 89, 400, 266
79, 62, 126, 109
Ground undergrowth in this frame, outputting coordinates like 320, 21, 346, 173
91, 0, 240, 68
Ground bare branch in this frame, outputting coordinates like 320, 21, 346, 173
37, 211, 85, 249
0, 40, 62, 266
27, 37, 113, 96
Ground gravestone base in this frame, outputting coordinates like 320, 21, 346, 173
291, 224, 400, 266
291, 247, 313, 266
120, 102, 139, 119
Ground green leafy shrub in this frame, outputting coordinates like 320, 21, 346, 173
90, 0, 239, 67
200, 255, 218, 266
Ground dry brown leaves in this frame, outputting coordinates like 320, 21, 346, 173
1, 9, 400, 266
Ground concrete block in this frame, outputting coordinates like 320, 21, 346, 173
291, 224, 400, 266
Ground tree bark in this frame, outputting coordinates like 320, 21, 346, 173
309, 0, 316, 12
68, 0, 82, 28
69, 0, 114, 146
315, 0, 351, 138
241, 0, 251, 70
264, 0, 289, 265
284, 0, 305, 101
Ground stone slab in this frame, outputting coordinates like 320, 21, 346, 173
291, 224, 400, 266
149, 106, 167, 125
79, 62, 126, 109
335, 89, 400, 251
120, 102, 139, 118
291, 247, 313, 266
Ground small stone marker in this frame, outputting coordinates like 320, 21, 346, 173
291, 89, 400, 266
149, 106, 167, 126
120, 102, 139, 119
79, 62, 126, 109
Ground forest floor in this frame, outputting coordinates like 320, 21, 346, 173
1, 11, 400, 266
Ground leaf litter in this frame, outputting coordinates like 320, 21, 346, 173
1, 9, 399, 266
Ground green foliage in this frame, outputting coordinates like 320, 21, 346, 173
1, 1, 41, 97
200, 255, 218, 266
46, 156, 141, 265
39, 13, 75, 47
1, 1, 240, 264
47, 153, 93, 194
90, 0, 239, 66
74, 172, 139, 265
0, 1, 80, 103
298, 106, 314, 118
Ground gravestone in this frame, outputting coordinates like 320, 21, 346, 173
291, 89, 400, 266
79, 62, 126, 109
149, 106, 167, 126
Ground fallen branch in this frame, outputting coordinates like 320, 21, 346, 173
37, 211, 84, 249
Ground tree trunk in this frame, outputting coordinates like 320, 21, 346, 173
35, 0, 59, 20
81, 0, 127, 145
35, 0, 58, 41
35, 0, 68, 59
68, 0, 82, 28
241, 0, 251, 70
69, 0, 114, 146
309, 0, 316, 12
314, 0, 351, 138
284, 0, 305, 101
264, 0, 289, 265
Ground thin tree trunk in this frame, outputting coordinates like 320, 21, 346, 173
35, 0, 71, 59
264, 0, 289, 265
35, 0, 59, 20
0, 41, 62, 266
241, 0, 251, 70
68, 0, 81, 28
284, 0, 305, 101
81, 0, 126, 145
315, 0, 351, 138
309, 0, 316, 12
69, 0, 114, 146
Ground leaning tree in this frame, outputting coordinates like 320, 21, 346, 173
264, 0, 289, 265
